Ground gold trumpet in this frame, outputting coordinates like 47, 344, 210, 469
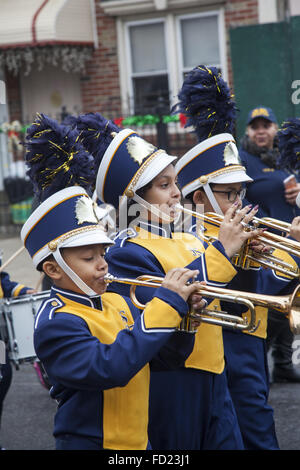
255, 217, 290, 235
104, 273, 300, 335
175, 204, 300, 278
104, 273, 258, 333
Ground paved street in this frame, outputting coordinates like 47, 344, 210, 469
1, 359, 300, 451
0, 235, 300, 452
1, 362, 56, 450
0, 234, 41, 291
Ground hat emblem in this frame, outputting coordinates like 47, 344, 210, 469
251, 107, 269, 119
223, 141, 241, 166
75, 196, 100, 225
126, 135, 157, 165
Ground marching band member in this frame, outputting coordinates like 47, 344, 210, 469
240, 108, 300, 221
71, 112, 263, 450
21, 113, 201, 451
174, 65, 300, 450
264, 116, 300, 382
0, 262, 35, 450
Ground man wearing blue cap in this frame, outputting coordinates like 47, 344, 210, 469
239, 106, 300, 384
243, 106, 278, 157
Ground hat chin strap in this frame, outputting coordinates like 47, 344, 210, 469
131, 192, 174, 224
53, 249, 99, 298
202, 183, 224, 216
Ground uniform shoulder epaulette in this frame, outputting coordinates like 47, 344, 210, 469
112, 227, 138, 247
35, 296, 65, 326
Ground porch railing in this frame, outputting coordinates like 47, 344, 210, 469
0, 111, 197, 234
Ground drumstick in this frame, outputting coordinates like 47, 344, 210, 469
0, 246, 25, 273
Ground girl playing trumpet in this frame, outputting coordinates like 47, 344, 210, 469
69, 111, 264, 450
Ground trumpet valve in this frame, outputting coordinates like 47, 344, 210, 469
177, 313, 200, 333
251, 219, 260, 229
232, 241, 252, 270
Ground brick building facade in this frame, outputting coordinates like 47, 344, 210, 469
0, 0, 298, 231
4, 0, 261, 124
0, 0, 298, 225
80, 0, 260, 118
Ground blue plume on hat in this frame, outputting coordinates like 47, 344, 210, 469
172, 65, 237, 142
73, 112, 121, 170
61, 114, 78, 127
277, 118, 300, 172
25, 113, 96, 202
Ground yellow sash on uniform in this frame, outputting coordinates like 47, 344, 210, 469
55, 292, 149, 450
130, 227, 237, 374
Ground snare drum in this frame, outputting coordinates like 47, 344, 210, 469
0, 291, 50, 366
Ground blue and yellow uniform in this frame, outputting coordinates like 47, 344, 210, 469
34, 283, 194, 450
0, 262, 29, 298
106, 221, 244, 450
174, 127, 284, 449
189, 215, 300, 450
171, 66, 297, 449
67, 112, 243, 449
21, 115, 198, 451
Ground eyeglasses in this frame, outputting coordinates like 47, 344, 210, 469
212, 188, 246, 203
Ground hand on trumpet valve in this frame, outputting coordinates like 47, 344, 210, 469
290, 216, 300, 242
185, 281, 207, 329
189, 281, 207, 311
162, 268, 200, 302
218, 203, 268, 258
249, 239, 273, 255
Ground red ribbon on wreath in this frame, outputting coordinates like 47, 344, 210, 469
179, 113, 187, 128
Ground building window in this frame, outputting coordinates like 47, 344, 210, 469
126, 19, 170, 114
178, 13, 221, 76
122, 10, 226, 115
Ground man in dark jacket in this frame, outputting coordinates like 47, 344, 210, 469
239, 106, 300, 384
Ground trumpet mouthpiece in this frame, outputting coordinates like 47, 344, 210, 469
104, 273, 115, 283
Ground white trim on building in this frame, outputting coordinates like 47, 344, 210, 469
0, 0, 96, 48
101, 0, 225, 16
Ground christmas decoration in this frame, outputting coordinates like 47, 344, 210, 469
112, 113, 186, 127
0, 120, 24, 154
0, 113, 186, 143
